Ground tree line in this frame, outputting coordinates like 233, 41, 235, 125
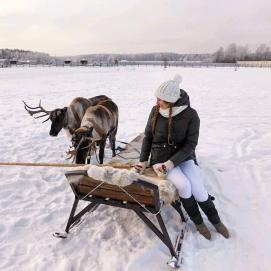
1, 44, 271, 64
213, 43, 271, 63
0, 49, 52, 64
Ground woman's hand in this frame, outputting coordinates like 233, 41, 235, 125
153, 160, 174, 178
132, 161, 148, 175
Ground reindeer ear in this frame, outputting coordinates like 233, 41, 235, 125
75, 127, 89, 134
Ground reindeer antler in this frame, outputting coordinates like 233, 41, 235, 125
65, 137, 86, 162
66, 135, 96, 162
23, 100, 52, 123
65, 148, 77, 162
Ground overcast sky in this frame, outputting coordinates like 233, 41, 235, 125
1, 0, 271, 56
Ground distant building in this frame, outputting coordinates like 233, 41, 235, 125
119, 60, 129, 65
17, 60, 31, 65
9, 60, 17, 65
80, 59, 88, 65
237, 60, 271, 67
64, 59, 72, 65
92, 61, 107, 66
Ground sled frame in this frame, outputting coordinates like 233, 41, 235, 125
63, 170, 185, 259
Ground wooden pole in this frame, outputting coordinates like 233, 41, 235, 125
0, 162, 132, 169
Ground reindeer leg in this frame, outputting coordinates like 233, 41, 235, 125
109, 127, 117, 157
98, 139, 106, 164
76, 140, 89, 164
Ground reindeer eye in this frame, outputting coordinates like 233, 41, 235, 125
50, 112, 56, 120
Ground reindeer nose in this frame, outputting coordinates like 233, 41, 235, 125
49, 130, 57, 136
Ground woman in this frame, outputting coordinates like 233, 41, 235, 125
134, 75, 229, 240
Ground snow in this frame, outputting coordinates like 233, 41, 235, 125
0, 66, 271, 271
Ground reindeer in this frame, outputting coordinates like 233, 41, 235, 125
67, 99, 119, 164
23, 95, 113, 163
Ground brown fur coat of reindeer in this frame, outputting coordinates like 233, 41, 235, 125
68, 99, 119, 164
24, 95, 118, 164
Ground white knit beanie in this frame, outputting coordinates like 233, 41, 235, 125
155, 74, 182, 103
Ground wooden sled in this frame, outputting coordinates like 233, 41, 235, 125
55, 133, 187, 267
58, 169, 186, 264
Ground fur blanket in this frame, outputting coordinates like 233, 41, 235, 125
86, 165, 178, 205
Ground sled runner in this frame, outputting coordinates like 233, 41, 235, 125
55, 134, 186, 268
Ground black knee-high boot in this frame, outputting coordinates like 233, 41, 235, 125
198, 196, 220, 225
180, 196, 203, 225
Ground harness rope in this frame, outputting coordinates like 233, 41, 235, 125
0, 162, 132, 168
117, 185, 162, 215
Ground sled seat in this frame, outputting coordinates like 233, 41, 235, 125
66, 169, 160, 213
63, 169, 185, 261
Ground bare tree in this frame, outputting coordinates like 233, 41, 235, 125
236, 45, 249, 61
224, 43, 237, 63
255, 44, 270, 60
213, 47, 225, 62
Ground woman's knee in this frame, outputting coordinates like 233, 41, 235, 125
192, 189, 209, 202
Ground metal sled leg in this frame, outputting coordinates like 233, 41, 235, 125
54, 196, 99, 238
65, 197, 98, 233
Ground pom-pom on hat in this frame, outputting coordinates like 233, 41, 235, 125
155, 74, 182, 103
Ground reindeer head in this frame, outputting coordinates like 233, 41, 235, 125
49, 107, 67, 136
66, 126, 95, 162
71, 126, 94, 147
23, 101, 68, 137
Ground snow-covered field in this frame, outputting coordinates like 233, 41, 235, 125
0, 66, 270, 271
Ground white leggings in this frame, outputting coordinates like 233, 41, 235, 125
167, 160, 209, 202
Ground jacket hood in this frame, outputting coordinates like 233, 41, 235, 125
174, 89, 190, 107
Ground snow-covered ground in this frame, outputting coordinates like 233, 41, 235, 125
0, 66, 270, 271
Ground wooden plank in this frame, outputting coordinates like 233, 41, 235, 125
75, 175, 156, 206
78, 176, 155, 196
77, 185, 156, 206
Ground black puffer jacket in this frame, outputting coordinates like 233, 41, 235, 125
139, 90, 200, 166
